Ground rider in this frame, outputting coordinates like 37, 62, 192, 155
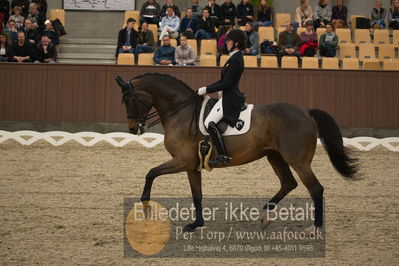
197, 29, 247, 166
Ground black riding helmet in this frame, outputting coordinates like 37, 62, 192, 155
226, 29, 247, 50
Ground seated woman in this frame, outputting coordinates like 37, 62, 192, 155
319, 23, 338, 57
0, 31, 11, 62
294, 0, 313, 32
389, 0, 399, 29
254, 0, 273, 28
174, 35, 196, 65
242, 22, 259, 56
313, 0, 332, 29
299, 20, 318, 57
331, 0, 347, 29
371, 0, 386, 29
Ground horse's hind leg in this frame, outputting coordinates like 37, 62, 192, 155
291, 164, 324, 228
264, 150, 298, 210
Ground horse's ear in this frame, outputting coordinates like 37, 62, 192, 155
115, 76, 130, 94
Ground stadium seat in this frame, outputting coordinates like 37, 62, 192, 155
297, 27, 306, 35
243, 56, 257, 67
138, 53, 154, 65
50, 9, 65, 25
200, 55, 217, 66
281, 56, 298, 68
322, 57, 339, 69
258, 26, 275, 42
148, 24, 158, 43
301, 57, 319, 69
342, 58, 360, 70
339, 43, 357, 58
219, 55, 229, 66
363, 59, 380, 70
239, 26, 246, 31
393, 31, 399, 47
275, 13, 291, 28
180, 10, 186, 19
260, 56, 278, 68
383, 59, 399, 70
358, 43, 376, 61
373, 29, 390, 45
162, 38, 177, 47
123, 10, 140, 31
355, 29, 371, 44
117, 53, 135, 65
316, 28, 326, 42
378, 44, 395, 61
335, 28, 352, 44
187, 39, 198, 55
200, 40, 217, 55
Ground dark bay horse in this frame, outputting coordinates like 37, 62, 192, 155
115, 73, 358, 232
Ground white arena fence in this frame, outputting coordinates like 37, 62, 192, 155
0, 131, 398, 152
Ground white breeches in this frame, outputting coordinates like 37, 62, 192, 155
204, 98, 223, 129
159, 26, 179, 40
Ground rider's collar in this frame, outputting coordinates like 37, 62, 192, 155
229, 49, 240, 58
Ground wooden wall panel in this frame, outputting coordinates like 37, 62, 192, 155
0, 63, 398, 128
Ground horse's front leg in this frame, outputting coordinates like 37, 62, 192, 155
141, 158, 186, 202
183, 170, 204, 232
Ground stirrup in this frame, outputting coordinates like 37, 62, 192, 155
209, 155, 231, 166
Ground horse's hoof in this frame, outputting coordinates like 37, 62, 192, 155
183, 224, 196, 232
260, 209, 273, 230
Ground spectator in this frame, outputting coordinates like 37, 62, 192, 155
0, 0, 10, 24
140, 0, 161, 25
319, 23, 338, 57
295, 0, 313, 30
135, 22, 154, 57
11, 0, 29, 18
153, 35, 175, 65
23, 18, 40, 46
43, 19, 59, 46
31, 0, 47, 15
195, 8, 216, 40
27, 3, 46, 32
242, 22, 258, 55
159, 6, 180, 40
9, 31, 32, 62
371, 1, 386, 29
161, 0, 180, 18
117, 18, 138, 56
277, 22, 300, 65
217, 24, 233, 53
313, 0, 332, 29
180, 8, 198, 39
206, 0, 221, 26
0, 31, 11, 62
237, 0, 254, 26
175, 35, 195, 65
389, 0, 399, 29
254, 0, 273, 28
4, 19, 17, 43
221, 0, 236, 26
34, 34, 56, 63
188, 0, 203, 19
9, 6, 24, 30
299, 20, 317, 57
331, 0, 347, 29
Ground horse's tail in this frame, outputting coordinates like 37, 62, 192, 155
309, 109, 359, 180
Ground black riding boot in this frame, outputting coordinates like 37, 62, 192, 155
207, 122, 230, 166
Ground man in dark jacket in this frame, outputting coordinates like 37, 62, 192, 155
117, 18, 138, 56
237, 0, 254, 26
34, 34, 57, 63
195, 8, 216, 40
197, 30, 247, 166
277, 22, 300, 66
161, 0, 180, 18
206, 0, 221, 26
10, 31, 33, 62
140, 0, 161, 25
153, 35, 175, 65
23, 18, 40, 46
220, 0, 236, 25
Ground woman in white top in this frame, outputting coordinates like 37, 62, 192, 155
0, 31, 11, 62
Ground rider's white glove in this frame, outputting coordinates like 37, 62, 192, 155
218, 91, 223, 98
197, 87, 207, 96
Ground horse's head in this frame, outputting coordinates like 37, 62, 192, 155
115, 76, 153, 135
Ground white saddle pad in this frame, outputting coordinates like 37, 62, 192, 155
199, 96, 254, 136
